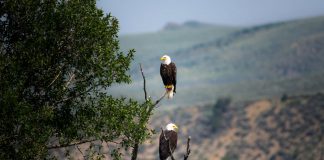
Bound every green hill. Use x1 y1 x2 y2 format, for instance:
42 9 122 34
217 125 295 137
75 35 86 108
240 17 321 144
137 93 324 160
111 16 324 107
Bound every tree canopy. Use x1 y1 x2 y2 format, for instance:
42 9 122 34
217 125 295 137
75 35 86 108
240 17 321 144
0 0 153 159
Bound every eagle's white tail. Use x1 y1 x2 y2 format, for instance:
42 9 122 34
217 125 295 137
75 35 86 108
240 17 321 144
166 85 174 99
167 90 174 99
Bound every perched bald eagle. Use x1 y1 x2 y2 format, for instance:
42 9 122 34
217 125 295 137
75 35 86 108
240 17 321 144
160 55 177 99
159 123 178 160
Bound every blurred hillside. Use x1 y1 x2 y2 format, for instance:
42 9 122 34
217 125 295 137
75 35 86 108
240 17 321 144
138 93 324 160
110 15 324 107
49 16 324 159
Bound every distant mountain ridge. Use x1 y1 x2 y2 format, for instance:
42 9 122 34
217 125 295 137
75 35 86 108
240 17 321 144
112 15 324 107
163 20 213 30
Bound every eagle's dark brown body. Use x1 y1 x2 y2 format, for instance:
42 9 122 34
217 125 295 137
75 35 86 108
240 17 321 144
159 130 178 160
160 62 177 93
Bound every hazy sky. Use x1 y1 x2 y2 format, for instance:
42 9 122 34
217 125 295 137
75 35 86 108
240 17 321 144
97 0 324 35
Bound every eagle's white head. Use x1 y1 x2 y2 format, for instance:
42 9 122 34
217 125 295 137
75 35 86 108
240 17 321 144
160 55 171 65
166 123 178 132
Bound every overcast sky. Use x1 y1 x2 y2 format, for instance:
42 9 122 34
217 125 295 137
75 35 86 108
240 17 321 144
97 0 324 35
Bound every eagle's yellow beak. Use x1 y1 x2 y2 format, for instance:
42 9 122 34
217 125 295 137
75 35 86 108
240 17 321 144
160 57 165 61
173 125 179 132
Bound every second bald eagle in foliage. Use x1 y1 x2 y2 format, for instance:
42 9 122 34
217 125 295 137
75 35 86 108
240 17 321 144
159 123 178 160
160 55 177 99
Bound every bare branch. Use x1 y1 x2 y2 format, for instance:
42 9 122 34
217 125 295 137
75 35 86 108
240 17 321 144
64 72 75 89
161 128 175 160
76 145 86 159
183 136 191 160
47 139 97 149
139 63 147 101
153 92 167 107
55 85 95 104
132 63 167 160
47 138 120 150
48 70 62 87
140 63 166 107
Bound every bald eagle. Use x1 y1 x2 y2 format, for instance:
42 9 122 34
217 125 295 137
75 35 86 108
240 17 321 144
160 55 177 99
159 123 178 160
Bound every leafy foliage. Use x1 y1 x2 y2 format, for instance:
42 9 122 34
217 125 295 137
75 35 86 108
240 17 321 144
0 0 153 159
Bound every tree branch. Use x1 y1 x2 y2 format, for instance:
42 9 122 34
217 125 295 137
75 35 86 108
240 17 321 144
47 139 97 149
139 63 147 101
55 85 95 104
64 72 75 89
47 139 120 149
131 143 139 160
139 63 166 107
131 63 168 160
76 145 86 159
183 136 191 160
47 64 66 88
48 70 62 87
153 92 167 107
161 128 175 160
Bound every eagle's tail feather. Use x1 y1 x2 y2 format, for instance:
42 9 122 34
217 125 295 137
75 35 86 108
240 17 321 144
167 90 174 99
165 85 174 99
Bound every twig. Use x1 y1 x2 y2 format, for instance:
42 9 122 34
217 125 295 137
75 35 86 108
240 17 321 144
161 128 175 160
47 139 97 149
139 64 147 101
140 63 166 106
76 145 86 159
47 138 120 149
183 136 191 160
153 92 167 107
64 72 75 89
48 70 62 87
55 85 95 104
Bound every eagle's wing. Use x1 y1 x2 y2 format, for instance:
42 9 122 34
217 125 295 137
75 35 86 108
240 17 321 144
159 132 169 160
170 62 177 93
168 131 178 152
160 64 167 86
159 130 178 160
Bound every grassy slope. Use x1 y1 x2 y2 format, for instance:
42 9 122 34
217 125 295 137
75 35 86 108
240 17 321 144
137 93 324 160
111 16 324 107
